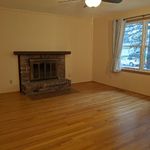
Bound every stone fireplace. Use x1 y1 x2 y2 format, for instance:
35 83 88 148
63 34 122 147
14 51 71 95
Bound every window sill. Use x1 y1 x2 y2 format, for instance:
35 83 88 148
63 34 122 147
122 68 150 75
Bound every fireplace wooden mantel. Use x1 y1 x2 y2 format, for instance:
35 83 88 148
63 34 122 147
14 51 71 55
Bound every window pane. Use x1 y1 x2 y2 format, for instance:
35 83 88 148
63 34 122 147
121 47 140 69
145 22 150 46
144 22 150 70
144 47 150 70
121 22 143 69
123 22 143 46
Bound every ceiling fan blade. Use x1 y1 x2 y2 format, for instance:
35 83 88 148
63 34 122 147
102 0 123 3
58 0 80 3
58 0 86 8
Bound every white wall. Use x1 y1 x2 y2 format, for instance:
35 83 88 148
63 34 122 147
93 7 150 96
0 8 93 93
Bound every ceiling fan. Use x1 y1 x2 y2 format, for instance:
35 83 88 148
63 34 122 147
58 0 123 8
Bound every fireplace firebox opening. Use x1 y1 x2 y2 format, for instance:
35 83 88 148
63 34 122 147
30 59 58 81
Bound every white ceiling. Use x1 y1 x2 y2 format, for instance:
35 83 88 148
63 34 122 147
0 0 150 16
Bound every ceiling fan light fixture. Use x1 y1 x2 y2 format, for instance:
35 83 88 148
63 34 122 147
85 0 101 7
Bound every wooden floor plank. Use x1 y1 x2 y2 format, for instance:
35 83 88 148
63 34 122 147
0 82 149 150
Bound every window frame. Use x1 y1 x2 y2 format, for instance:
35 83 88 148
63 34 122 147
121 19 150 74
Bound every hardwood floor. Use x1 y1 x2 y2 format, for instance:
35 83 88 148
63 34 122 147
0 82 150 150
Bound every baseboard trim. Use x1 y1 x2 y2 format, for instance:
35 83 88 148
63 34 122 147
0 91 20 95
72 81 94 85
1 81 149 97
93 81 150 97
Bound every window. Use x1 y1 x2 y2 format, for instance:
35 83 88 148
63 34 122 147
121 20 150 72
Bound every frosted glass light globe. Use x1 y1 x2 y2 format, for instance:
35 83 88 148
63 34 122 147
85 0 101 7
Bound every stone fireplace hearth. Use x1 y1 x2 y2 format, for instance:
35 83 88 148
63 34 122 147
14 51 71 95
